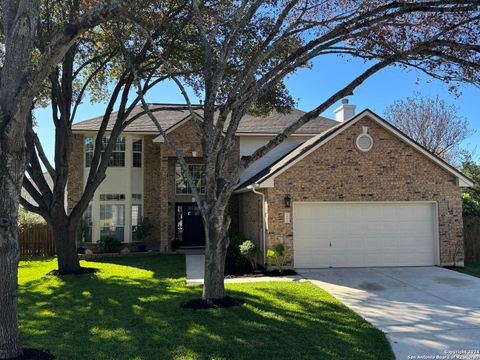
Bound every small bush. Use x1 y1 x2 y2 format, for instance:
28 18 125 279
171 239 181 251
267 244 288 273
136 217 153 241
239 240 260 270
97 237 122 253
225 234 251 275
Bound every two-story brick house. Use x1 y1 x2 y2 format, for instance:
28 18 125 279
69 101 472 268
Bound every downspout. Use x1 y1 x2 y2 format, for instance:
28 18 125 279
248 184 267 266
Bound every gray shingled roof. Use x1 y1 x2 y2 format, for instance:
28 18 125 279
72 104 338 135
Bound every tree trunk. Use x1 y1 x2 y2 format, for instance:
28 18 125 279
0 158 24 359
51 217 80 273
0 232 21 359
202 212 230 301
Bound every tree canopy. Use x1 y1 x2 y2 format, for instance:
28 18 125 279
127 0 480 301
384 94 472 164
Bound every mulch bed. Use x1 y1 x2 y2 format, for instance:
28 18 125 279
181 296 244 310
224 269 297 279
46 267 99 276
8 348 54 360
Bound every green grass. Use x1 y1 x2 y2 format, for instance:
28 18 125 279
455 262 480 278
19 255 393 360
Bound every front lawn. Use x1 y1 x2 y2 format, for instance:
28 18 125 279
455 262 480 278
19 255 393 360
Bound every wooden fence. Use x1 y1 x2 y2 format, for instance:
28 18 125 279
18 223 55 257
464 217 480 263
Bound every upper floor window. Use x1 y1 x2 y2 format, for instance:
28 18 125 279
103 136 126 167
175 164 206 194
133 139 142 168
85 137 94 167
85 136 126 168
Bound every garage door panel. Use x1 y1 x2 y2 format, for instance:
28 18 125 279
364 236 396 249
364 253 399 267
400 236 432 249
294 238 330 251
293 202 436 268
330 254 365 268
294 251 330 268
332 237 363 250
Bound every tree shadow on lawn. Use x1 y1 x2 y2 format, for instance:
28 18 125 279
18 256 393 360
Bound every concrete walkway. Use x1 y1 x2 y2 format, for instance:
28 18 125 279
299 267 480 360
185 254 302 286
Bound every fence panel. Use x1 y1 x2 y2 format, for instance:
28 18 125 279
18 224 56 257
464 217 480 263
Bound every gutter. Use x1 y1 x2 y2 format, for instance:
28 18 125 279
247 184 267 266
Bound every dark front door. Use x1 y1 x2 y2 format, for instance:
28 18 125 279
175 203 205 247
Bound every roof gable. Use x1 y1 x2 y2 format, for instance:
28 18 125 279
237 109 473 190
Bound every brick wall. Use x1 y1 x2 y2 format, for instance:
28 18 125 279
237 191 263 251
67 134 84 212
263 116 464 266
143 120 241 251
143 135 162 249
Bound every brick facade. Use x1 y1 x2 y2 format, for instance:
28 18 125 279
143 120 240 251
237 191 263 250
257 116 463 266
69 113 464 264
67 134 84 212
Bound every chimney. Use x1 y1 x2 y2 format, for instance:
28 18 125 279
334 99 356 122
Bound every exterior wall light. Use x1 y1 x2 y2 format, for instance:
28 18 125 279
284 194 291 208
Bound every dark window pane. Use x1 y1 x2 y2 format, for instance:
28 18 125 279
100 194 125 201
85 152 93 167
133 152 142 167
133 139 142 152
108 151 125 167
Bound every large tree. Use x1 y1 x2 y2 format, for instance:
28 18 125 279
463 158 480 217
384 94 471 164
0 0 133 358
128 0 480 302
21 0 189 274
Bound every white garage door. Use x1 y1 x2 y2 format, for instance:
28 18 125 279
293 202 437 268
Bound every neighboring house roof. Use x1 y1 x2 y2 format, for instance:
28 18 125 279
72 103 338 135
237 109 474 190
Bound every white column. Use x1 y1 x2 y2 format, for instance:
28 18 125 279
91 192 101 243
124 135 133 243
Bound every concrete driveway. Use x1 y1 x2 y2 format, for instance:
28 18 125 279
299 267 480 360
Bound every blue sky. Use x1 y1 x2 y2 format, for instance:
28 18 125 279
33 54 480 164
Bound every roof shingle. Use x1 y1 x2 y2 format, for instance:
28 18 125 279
72 104 338 135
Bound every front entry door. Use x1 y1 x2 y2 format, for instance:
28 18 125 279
175 203 205 247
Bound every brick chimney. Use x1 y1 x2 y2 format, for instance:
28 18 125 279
334 99 356 122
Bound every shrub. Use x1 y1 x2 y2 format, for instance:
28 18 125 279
239 240 259 270
225 233 251 275
136 217 153 241
171 239 181 251
18 205 45 226
267 244 288 273
97 237 122 253
76 218 91 243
